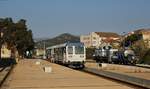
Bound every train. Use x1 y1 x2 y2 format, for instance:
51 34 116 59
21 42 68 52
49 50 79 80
93 46 138 65
46 42 86 68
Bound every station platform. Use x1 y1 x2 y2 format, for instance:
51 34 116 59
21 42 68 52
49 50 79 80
1 59 133 89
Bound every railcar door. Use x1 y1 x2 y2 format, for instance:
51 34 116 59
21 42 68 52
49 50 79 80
66 46 74 63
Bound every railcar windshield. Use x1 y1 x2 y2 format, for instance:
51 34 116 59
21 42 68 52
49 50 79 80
75 46 84 54
68 46 73 54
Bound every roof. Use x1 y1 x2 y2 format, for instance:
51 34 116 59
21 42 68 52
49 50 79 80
95 32 120 38
46 42 84 50
134 28 150 34
46 43 67 50
102 38 120 43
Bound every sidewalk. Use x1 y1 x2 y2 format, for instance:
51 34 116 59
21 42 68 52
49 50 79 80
1 59 133 89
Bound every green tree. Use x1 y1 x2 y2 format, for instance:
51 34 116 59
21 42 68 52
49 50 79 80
0 18 15 59
124 34 140 47
132 40 149 63
0 18 34 58
14 19 34 56
126 34 139 42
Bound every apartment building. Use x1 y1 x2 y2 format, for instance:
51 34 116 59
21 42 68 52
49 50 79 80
80 32 120 48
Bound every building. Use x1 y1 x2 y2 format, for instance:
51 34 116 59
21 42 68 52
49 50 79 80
34 48 45 57
134 29 150 40
134 29 150 48
1 43 11 58
80 32 120 48
80 35 91 48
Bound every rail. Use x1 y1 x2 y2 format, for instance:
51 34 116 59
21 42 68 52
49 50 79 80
0 64 14 88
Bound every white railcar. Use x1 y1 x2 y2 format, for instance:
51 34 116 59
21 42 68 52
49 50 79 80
46 42 86 68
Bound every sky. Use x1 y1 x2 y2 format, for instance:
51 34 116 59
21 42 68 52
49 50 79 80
0 0 150 38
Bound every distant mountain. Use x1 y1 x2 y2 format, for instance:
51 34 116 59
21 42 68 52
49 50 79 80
35 33 80 48
34 38 49 42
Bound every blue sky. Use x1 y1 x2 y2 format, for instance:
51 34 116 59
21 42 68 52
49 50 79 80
0 0 150 38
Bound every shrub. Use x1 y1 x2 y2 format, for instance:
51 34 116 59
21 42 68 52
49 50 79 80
140 49 150 64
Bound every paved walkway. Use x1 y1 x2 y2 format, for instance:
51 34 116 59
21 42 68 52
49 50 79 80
1 59 134 89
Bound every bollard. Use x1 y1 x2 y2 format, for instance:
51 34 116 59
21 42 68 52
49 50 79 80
101 63 108 70
44 66 52 73
35 61 41 65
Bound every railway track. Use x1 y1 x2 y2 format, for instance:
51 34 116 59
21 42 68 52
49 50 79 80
0 65 14 88
0 67 6 72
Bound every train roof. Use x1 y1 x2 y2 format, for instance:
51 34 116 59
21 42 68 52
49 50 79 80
46 42 84 50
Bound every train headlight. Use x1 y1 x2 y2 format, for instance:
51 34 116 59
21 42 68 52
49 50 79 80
132 56 135 59
93 54 95 57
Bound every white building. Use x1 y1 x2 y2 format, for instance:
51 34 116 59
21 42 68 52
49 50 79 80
80 32 120 48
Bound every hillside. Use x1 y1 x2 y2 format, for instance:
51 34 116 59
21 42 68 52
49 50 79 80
35 33 80 48
34 38 49 42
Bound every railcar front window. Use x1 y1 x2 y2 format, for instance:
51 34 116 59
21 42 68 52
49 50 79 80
75 46 84 54
68 47 73 54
